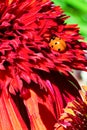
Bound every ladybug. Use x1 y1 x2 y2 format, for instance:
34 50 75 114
49 37 66 52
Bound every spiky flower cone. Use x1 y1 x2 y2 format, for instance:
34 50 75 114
0 0 87 129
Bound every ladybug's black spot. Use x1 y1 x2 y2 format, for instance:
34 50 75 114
55 42 57 45
51 45 53 48
58 48 60 51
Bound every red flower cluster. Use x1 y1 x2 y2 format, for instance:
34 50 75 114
0 0 87 129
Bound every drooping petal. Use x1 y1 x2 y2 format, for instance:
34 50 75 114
24 89 56 130
0 90 29 130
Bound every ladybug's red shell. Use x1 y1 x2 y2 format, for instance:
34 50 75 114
49 37 66 52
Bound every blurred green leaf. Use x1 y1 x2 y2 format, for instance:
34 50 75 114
52 0 87 41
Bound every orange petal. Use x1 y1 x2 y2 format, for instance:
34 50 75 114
24 89 56 130
54 123 65 130
82 85 87 91
8 0 13 4
6 0 13 5
79 85 87 104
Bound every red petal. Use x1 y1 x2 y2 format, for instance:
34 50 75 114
0 90 28 130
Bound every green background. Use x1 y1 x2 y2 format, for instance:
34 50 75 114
52 0 87 41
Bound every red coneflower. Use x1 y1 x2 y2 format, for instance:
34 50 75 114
54 86 87 130
0 0 87 129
